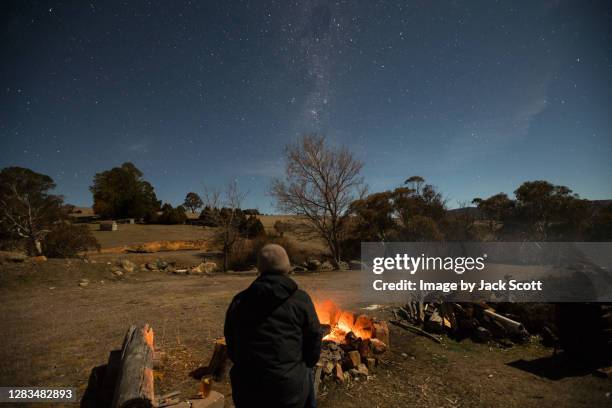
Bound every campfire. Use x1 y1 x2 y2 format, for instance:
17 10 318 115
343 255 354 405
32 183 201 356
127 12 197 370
313 300 389 390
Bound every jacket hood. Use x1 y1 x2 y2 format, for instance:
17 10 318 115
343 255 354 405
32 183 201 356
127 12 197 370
246 274 298 304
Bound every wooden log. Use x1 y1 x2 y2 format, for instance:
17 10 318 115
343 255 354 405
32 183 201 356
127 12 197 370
390 320 442 344
112 324 155 408
207 337 229 381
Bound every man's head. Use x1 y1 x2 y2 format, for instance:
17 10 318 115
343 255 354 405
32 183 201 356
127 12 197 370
257 244 291 275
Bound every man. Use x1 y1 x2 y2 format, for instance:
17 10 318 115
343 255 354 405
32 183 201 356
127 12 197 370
224 244 322 408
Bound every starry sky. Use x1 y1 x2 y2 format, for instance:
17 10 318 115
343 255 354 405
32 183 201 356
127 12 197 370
1 1 611 212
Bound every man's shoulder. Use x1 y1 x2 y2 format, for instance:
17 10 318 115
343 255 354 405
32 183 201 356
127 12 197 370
289 287 314 306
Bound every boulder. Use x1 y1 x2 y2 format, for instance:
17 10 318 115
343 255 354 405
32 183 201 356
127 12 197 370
145 262 158 271
112 269 124 277
319 261 334 271
337 261 349 270
156 260 169 270
197 261 218 274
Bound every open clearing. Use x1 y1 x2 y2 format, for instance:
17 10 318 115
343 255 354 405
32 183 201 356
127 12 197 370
0 258 610 408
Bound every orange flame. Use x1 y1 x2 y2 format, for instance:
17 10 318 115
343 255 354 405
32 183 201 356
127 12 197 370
315 300 373 342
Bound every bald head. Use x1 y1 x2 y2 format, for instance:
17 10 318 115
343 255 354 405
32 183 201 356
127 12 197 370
257 244 291 275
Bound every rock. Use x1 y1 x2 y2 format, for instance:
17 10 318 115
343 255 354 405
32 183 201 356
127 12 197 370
173 269 188 275
120 259 136 273
292 265 308 273
346 350 361 369
319 260 334 271
349 260 364 270
32 255 47 262
199 261 218 274
323 361 334 375
188 262 218 274
337 261 349 270
145 262 158 271
112 269 124 277
156 260 169 270
79 279 90 287
473 326 492 343
305 259 321 271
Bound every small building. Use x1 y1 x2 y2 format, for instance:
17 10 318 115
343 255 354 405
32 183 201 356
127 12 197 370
100 221 118 231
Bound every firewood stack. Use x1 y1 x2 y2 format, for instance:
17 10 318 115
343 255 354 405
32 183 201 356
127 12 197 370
315 318 389 392
391 301 530 345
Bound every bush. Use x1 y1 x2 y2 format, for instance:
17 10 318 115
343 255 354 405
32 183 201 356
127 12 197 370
229 235 310 271
42 223 100 258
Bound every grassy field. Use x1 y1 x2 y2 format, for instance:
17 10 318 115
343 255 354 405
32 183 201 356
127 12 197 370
89 224 213 249
88 216 328 256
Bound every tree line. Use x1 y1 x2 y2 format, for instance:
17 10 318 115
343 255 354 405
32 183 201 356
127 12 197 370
1 134 610 264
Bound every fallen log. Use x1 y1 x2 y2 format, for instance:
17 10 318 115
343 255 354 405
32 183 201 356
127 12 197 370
390 320 442 344
112 324 155 408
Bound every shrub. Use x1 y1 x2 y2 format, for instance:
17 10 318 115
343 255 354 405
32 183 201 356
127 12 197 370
42 223 100 258
229 235 310 271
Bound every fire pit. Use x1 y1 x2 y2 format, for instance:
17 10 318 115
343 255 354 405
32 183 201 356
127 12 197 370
314 301 389 388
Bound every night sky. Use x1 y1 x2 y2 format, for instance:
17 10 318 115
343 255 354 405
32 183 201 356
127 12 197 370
2 1 611 212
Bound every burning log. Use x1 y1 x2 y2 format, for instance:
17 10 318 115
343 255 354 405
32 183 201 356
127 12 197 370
314 300 389 388
112 324 155 408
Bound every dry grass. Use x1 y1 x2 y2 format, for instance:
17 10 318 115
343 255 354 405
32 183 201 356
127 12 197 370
0 262 609 408
89 224 215 249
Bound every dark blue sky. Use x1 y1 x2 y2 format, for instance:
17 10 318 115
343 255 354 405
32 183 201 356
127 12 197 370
2 0 611 212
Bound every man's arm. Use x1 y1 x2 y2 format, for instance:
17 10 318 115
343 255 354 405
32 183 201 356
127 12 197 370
301 292 322 367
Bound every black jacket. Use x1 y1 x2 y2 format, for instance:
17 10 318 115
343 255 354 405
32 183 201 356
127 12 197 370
224 274 322 408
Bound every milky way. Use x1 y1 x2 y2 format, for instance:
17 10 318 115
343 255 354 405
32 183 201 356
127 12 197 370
1 1 611 211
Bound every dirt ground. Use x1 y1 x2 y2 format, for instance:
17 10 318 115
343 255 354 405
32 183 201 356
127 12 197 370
0 256 611 408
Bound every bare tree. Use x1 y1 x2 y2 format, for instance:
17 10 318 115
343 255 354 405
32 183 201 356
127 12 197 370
270 135 364 266
202 180 247 271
